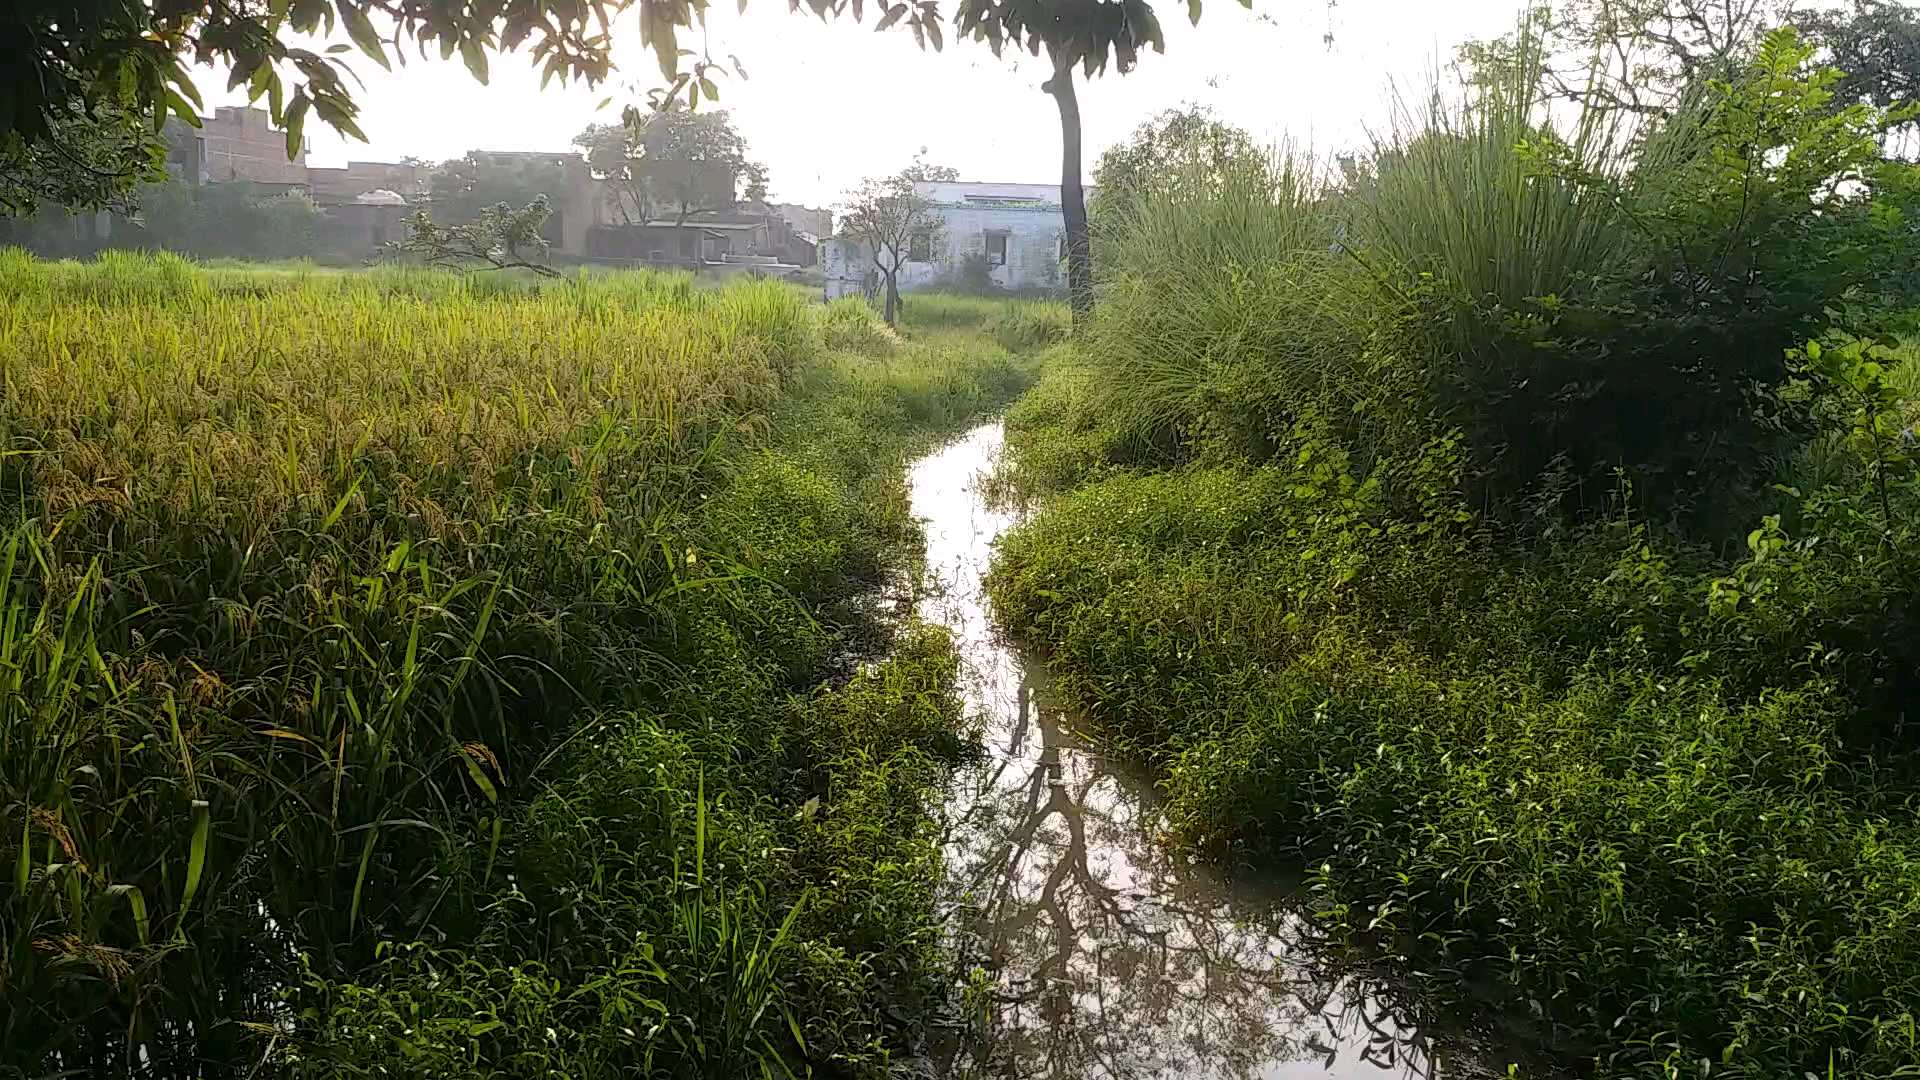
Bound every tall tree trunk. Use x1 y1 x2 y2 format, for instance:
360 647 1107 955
1044 56 1093 321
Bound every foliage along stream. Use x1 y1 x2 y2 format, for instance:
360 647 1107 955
909 422 1500 1080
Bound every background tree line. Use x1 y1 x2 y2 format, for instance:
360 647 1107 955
0 107 770 265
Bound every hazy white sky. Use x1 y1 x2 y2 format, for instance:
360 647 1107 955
195 0 1533 208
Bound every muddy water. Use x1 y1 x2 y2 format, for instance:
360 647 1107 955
909 423 1494 1080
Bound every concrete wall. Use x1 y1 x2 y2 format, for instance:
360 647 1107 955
822 234 874 300
771 203 832 238
308 161 428 205
898 202 1065 293
197 107 310 185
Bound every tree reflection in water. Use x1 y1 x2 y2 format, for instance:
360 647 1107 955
910 424 1494 1080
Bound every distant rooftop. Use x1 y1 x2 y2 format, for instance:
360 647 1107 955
913 180 1095 209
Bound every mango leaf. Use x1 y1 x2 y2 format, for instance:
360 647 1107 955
284 89 311 159
337 0 392 69
459 36 490 84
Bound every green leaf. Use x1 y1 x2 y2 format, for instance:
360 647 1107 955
290 0 329 30
14 814 28 894
169 71 205 110
784 1006 808 1054
349 824 380 926
460 750 500 804
337 1 392 69
313 96 369 142
175 799 210 936
322 471 363 530
459 36 490 84
106 884 151 946
284 89 311 160
166 90 202 126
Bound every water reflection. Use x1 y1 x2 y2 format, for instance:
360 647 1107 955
910 424 1492 1080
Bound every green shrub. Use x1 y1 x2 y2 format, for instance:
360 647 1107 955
988 301 1071 352
986 30 1920 1070
818 296 902 357
987 439 1920 1075
1071 27 1920 531
896 292 1069 343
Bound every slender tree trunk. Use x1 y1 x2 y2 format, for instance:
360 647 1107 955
1044 55 1092 321
884 272 901 325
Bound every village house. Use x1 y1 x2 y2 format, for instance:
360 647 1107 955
822 181 1077 301
584 209 817 268
139 106 828 269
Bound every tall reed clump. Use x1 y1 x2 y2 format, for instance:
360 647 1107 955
0 252 1029 1077
989 23 1920 1080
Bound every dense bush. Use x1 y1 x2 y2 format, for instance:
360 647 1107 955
0 252 1034 1078
990 401 1920 1075
1066 29 1920 529
989 26 1920 1080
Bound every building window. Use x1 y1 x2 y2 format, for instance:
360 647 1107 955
908 230 932 263
984 230 1008 267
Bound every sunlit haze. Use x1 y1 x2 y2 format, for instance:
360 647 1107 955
191 0 1532 208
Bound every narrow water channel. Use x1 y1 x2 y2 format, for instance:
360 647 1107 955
909 423 1496 1080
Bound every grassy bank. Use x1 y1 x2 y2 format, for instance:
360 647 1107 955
0 251 1034 1077
987 33 1920 1079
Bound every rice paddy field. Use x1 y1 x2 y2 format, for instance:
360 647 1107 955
0 250 1040 1078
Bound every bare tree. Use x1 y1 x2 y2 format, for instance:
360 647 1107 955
838 172 945 326
1459 0 1790 117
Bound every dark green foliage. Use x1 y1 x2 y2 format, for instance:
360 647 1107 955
1062 27 1920 526
987 22 1920 1080
988 412 1920 1074
0 103 166 215
136 177 322 259
1 0 623 176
